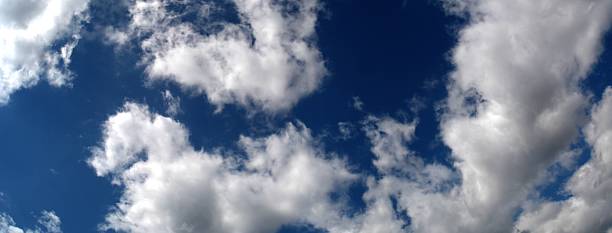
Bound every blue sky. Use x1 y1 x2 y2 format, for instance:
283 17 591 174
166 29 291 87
1 0 612 233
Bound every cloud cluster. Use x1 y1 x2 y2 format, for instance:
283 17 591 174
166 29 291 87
0 0 89 104
89 103 356 233
0 211 62 233
87 0 612 232
114 0 327 113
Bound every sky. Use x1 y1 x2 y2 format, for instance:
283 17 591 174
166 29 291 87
0 0 612 233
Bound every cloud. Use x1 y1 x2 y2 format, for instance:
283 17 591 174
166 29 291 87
161 90 181 116
350 0 612 232
114 0 327 113
352 96 364 111
0 214 23 233
84 1 612 232
362 116 417 175
89 102 357 233
356 116 456 233
0 210 62 233
337 122 355 140
0 0 90 104
515 87 612 233
431 0 612 231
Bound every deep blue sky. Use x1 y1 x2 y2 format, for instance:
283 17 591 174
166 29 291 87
0 0 611 232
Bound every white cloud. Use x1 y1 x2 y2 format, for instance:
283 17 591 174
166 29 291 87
337 122 355 140
115 0 327 113
356 178 406 233
430 0 612 231
362 116 417 175
352 96 364 111
82 0 612 232
0 211 62 233
103 26 129 46
0 0 90 104
89 102 357 233
516 87 612 233
161 90 181 116
349 0 612 232
35 211 61 233
356 116 457 233
0 214 23 233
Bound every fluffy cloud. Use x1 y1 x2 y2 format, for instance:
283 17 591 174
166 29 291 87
0 0 89 104
89 103 356 233
433 0 612 231
0 210 62 233
516 87 612 233
85 0 612 232
115 0 327 113
351 0 612 232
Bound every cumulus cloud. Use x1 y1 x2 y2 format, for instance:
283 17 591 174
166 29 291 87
349 0 612 232
0 0 90 104
114 0 327 113
85 0 612 232
89 102 357 233
516 87 612 233
0 210 62 233
425 0 612 231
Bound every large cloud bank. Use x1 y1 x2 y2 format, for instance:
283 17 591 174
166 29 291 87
0 0 89 104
